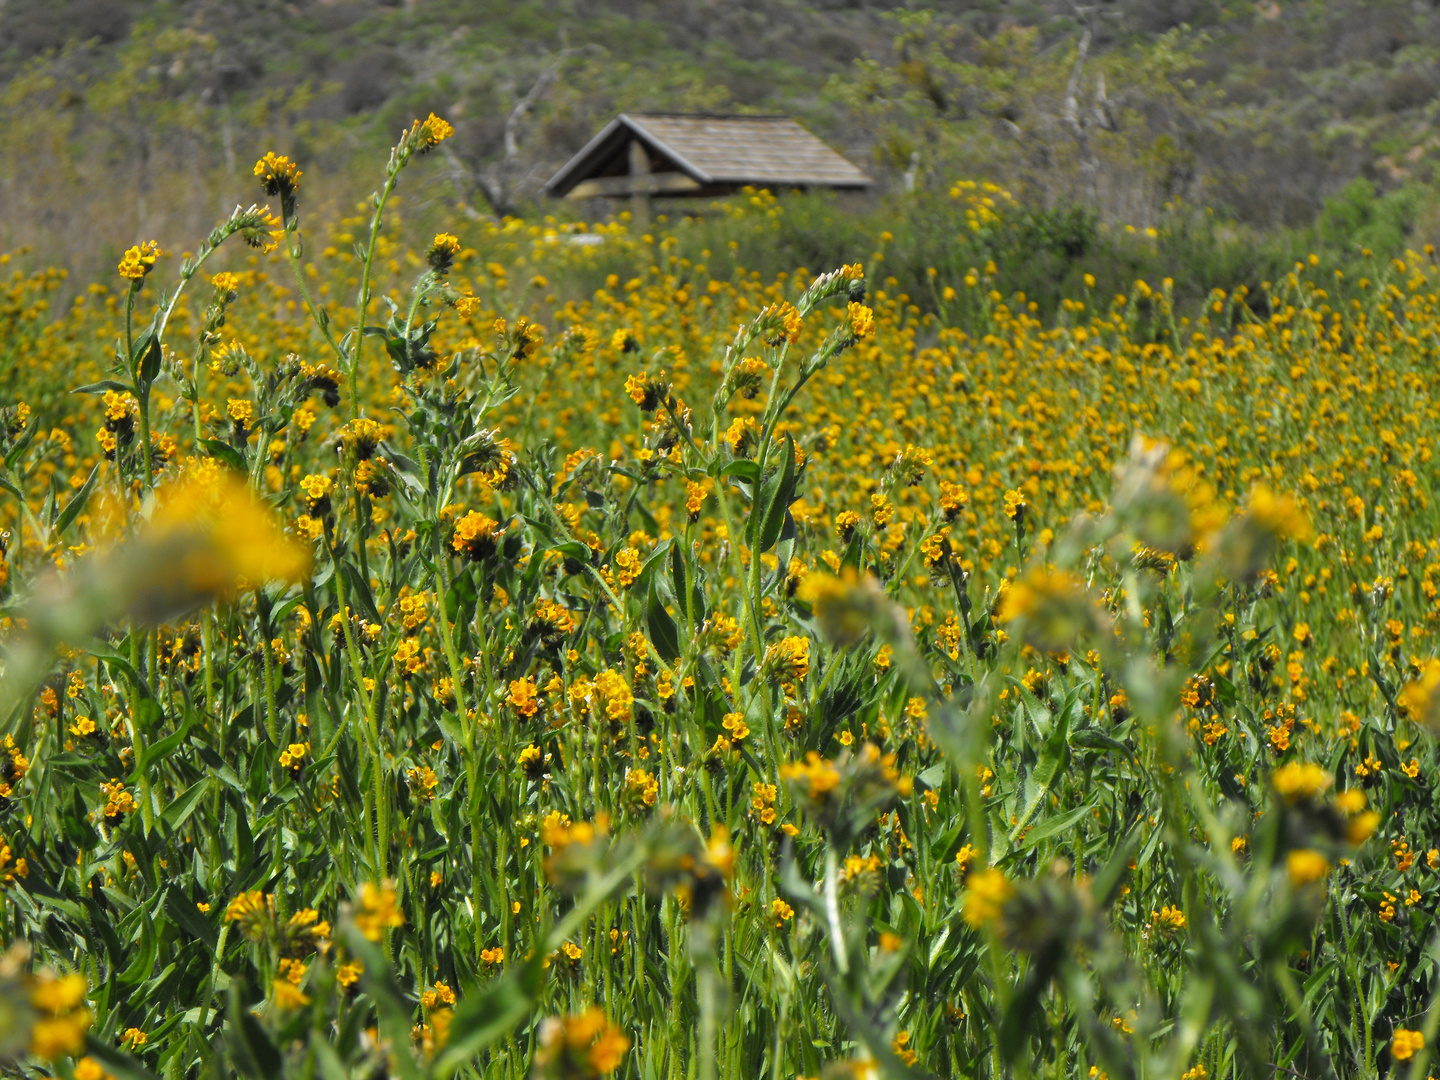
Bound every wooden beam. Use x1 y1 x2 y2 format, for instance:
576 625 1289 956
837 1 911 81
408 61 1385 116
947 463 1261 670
629 140 651 226
564 171 702 200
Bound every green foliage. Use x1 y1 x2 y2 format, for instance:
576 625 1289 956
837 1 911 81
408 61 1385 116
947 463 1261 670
1317 179 1438 258
8 0 1440 284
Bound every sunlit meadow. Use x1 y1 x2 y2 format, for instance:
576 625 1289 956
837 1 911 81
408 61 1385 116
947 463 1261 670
0 116 1438 1080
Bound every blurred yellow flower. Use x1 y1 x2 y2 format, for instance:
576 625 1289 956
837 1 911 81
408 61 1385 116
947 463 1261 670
962 868 1012 929
1285 849 1330 886
1392 1028 1424 1061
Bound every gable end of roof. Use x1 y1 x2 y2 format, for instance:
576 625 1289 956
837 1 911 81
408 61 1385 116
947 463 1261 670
543 113 872 196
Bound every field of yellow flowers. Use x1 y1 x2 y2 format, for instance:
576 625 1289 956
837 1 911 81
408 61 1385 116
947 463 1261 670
1 117 1440 1080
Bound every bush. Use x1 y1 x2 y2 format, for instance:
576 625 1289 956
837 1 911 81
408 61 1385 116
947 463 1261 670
1316 177 1433 256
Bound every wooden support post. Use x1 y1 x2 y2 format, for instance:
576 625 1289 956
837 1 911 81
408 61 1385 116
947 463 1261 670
629 139 651 228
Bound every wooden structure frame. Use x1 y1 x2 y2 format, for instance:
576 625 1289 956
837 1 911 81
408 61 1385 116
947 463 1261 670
543 113 873 215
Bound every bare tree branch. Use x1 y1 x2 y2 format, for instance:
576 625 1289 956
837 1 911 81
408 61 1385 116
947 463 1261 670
1064 28 1092 131
1092 72 1118 133
448 46 595 218
504 63 557 160
440 143 498 222
1064 29 1099 204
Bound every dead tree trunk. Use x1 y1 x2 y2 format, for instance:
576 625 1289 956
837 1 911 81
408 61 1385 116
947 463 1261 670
445 49 585 220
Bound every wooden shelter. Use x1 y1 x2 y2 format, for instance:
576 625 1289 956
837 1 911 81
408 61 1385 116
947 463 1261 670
543 114 872 214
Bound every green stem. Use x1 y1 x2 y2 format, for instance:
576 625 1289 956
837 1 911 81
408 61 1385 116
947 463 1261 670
471 755 493 964
155 241 223 345
350 169 402 418
332 538 374 721
281 218 347 368
697 952 720 1080
262 631 280 746
127 626 156 832
372 696 389 879
431 541 470 724
200 612 216 716
822 847 848 976
401 271 433 358
124 287 137 395
713 481 764 664
196 921 230 1035
189 343 206 448
137 386 155 490
354 489 371 585
743 434 770 661
121 285 156 489
528 474 676 683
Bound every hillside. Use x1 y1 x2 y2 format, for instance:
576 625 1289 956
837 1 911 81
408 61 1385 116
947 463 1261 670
3 0 1440 278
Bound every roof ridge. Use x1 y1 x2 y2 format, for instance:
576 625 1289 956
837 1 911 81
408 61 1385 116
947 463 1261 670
625 112 793 121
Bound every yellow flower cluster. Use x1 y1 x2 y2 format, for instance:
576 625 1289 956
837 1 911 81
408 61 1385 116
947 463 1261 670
253 152 302 197
355 881 405 942
116 240 160 281
98 779 136 820
534 1007 629 1078
452 510 500 561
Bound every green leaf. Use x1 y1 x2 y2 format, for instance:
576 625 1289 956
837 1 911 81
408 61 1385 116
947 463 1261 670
269 593 308 627
94 652 144 691
444 565 479 637
998 950 1064 1067
338 927 424 1080
669 539 691 613
552 540 592 563
81 1036 163 1080
1090 828 1142 907
717 458 760 483
776 840 825 919
343 563 382 625
436 711 466 745
636 538 673 592
1008 694 1071 842
916 764 946 791
645 579 681 662
116 906 158 985
1068 727 1134 758
53 463 100 539
39 481 56 534
137 331 163 389
163 884 218 949
31 887 86 921
160 777 211 834
313 1039 350 1080
60 788 99 850
3 420 38 467
1137 812 1167 867
755 434 798 553
130 326 156 369
132 716 197 780
200 438 247 474
433 955 546 1077
1017 803 1091 848
71 380 138 397
0 475 25 504
226 982 283 1079
130 696 162 733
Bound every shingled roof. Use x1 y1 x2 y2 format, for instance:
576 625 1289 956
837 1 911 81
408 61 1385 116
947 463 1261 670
544 113 873 198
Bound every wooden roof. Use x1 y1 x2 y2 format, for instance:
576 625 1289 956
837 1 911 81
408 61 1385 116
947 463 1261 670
544 113 873 197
